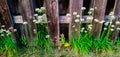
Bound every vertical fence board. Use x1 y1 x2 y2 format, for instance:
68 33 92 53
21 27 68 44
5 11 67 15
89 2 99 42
19 0 35 40
113 0 120 43
0 0 12 29
69 0 83 38
92 0 107 38
45 0 59 47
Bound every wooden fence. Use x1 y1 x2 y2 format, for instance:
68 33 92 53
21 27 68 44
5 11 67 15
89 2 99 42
0 0 120 46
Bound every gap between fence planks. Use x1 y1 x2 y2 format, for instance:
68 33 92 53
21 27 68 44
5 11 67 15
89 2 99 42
19 0 36 41
69 0 83 39
92 0 107 38
45 0 60 47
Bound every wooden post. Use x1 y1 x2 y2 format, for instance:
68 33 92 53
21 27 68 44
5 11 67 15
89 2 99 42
113 0 120 44
92 0 107 38
45 0 60 47
69 0 83 38
0 0 12 29
19 0 36 40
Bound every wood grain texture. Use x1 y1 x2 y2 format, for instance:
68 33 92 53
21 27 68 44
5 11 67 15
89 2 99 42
92 0 107 38
0 0 12 29
45 0 59 47
69 0 83 38
113 0 120 44
19 0 36 40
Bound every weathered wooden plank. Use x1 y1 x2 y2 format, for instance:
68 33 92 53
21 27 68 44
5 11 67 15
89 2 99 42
0 0 12 29
19 0 36 40
92 0 107 38
45 0 60 47
69 0 83 38
113 0 120 44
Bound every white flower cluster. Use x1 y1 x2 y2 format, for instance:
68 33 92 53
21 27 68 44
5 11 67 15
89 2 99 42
80 18 84 22
116 21 120 25
117 27 120 30
75 19 80 23
88 24 92 30
87 16 93 23
23 22 28 25
0 28 11 36
105 22 109 26
94 19 99 22
73 12 77 16
35 7 45 14
99 20 105 24
66 13 71 22
34 7 47 24
108 11 115 21
88 8 94 15
80 27 85 32
46 35 50 38
81 7 86 10
33 14 47 24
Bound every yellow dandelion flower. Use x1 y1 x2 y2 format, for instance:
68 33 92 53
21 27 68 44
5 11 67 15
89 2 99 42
64 42 70 47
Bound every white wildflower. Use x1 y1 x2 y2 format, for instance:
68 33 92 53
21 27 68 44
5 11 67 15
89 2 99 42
88 26 92 30
110 15 115 19
116 21 120 25
75 19 80 23
105 22 109 26
81 7 86 10
88 11 92 15
38 16 43 19
75 29 78 31
33 19 37 22
99 20 105 24
33 29 36 32
76 15 80 18
6 30 9 33
111 25 115 27
94 19 99 22
84 30 87 33
81 18 84 22
0 29 4 33
73 12 77 15
1 34 4 36
46 35 50 38
35 8 40 11
35 21 39 24
23 22 28 25
82 27 85 30
34 14 38 17
14 29 17 32
66 13 71 17
90 8 94 11
80 30 83 32
109 12 114 16
110 29 114 31
1 25 5 28
104 28 107 30
41 7 45 10
117 28 120 30
38 9 42 13
3 29 6 32
87 16 93 22
67 17 71 21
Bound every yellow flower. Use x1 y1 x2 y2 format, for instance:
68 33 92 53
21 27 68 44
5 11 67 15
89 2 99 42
64 42 70 47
